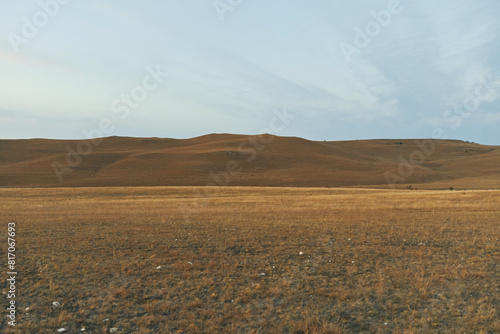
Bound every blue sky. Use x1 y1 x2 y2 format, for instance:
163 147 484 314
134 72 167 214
1 0 500 144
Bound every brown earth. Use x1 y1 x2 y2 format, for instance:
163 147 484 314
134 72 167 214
0 134 499 189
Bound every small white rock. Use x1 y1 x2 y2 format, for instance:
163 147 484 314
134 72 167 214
80 327 86 332
103 318 109 322
57 329 67 333
110 328 118 333
188 262 193 265
156 266 162 270
52 301 60 307
299 251 304 255
259 273 265 276
25 307 30 311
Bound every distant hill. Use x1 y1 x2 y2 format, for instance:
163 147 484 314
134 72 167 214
1 134 499 189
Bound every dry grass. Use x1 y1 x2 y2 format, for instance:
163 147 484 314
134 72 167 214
1 186 499 333
1 135 500 189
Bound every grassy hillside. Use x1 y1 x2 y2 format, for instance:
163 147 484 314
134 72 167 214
0 135 499 189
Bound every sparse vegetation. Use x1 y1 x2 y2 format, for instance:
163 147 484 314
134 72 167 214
1 187 499 333
1 136 500 189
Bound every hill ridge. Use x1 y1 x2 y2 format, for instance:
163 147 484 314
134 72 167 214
0 135 499 189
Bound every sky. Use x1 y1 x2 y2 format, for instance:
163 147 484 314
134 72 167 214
1 0 500 145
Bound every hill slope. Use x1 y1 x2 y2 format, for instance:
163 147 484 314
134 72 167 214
0 134 499 189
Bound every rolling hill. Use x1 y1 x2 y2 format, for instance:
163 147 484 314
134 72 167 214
1 134 499 189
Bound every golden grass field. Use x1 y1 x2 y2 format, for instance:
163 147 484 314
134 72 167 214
1 186 499 333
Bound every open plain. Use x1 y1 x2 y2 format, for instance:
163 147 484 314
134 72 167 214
3 0 500 332
1 186 499 333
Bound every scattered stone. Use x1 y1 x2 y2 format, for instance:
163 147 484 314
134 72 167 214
299 251 304 255
110 328 118 333
156 266 162 270
52 301 60 307
57 329 66 333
